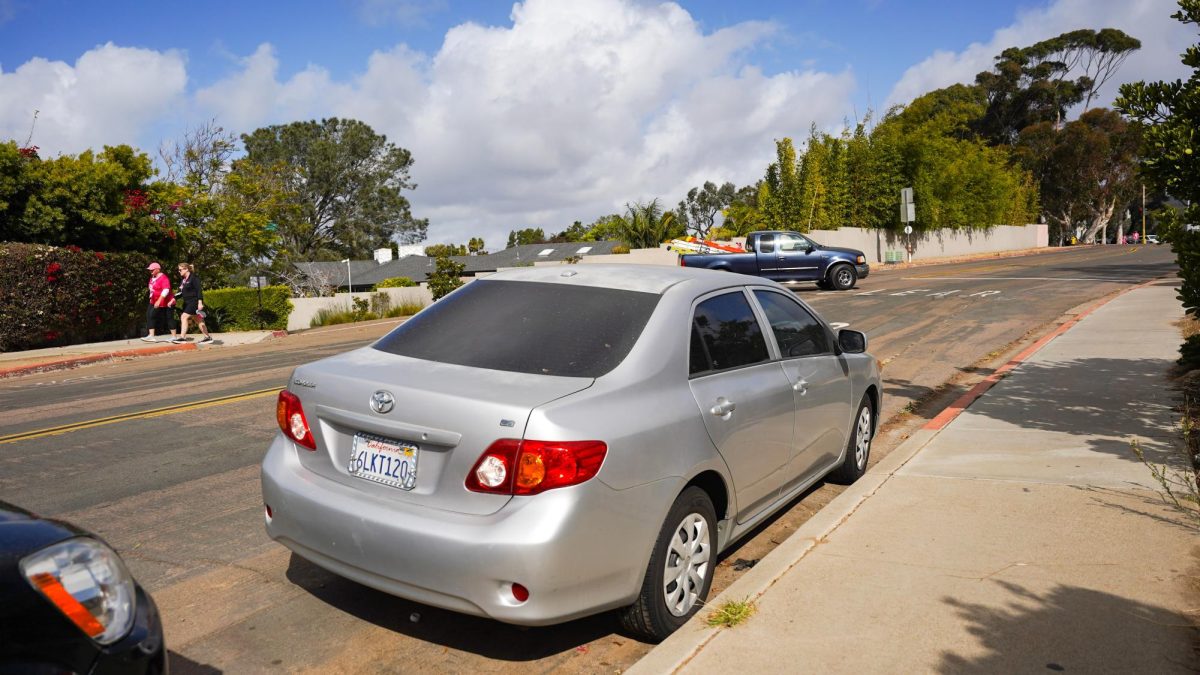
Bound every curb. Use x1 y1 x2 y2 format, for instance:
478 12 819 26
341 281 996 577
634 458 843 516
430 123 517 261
0 330 288 380
0 343 199 379
627 275 1171 675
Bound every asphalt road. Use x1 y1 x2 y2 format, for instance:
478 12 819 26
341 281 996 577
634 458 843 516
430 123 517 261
0 244 1177 673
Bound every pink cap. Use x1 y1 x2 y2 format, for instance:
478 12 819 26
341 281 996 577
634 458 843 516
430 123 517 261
147 262 161 271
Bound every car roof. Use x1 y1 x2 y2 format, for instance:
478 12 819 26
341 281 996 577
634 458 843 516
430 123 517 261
482 264 770 295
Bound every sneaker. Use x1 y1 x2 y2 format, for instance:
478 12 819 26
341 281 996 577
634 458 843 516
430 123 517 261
199 336 213 344
140 336 157 342
171 337 186 343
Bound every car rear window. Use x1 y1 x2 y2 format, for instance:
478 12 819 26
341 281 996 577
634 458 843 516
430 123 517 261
373 279 661 377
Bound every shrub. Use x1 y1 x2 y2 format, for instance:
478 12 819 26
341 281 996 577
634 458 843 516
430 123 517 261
384 301 426 318
611 244 631 254
203 285 293 331
375 276 416 288
0 242 148 351
428 255 465 300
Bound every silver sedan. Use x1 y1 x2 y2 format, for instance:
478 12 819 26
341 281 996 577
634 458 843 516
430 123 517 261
261 264 881 641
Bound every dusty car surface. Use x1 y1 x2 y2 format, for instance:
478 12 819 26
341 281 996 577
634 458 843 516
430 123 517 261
262 264 881 641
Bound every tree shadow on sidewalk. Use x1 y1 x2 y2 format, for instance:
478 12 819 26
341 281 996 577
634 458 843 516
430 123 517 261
938 580 1199 673
944 356 1182 467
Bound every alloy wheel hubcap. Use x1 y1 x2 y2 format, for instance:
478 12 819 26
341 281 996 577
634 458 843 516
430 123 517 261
837 269 852 286
663 513 710 616
855 407 872 469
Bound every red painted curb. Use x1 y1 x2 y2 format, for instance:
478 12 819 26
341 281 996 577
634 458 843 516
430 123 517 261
922 277 1171 431
0 343 197 379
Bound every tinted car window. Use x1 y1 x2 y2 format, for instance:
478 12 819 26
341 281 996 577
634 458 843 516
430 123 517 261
373 280 660 377
756 234 775 254
690 292 770 376
754 291 831 358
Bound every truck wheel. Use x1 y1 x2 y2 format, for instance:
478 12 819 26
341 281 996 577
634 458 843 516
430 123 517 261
816 279 832 290
829 264 857 290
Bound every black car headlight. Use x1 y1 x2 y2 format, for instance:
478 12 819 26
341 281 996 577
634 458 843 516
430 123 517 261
20 537 136 644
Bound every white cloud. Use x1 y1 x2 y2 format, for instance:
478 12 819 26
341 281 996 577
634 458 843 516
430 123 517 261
187 0 858 248
0 43 186 155
887 0 1191 111
3 0 857 250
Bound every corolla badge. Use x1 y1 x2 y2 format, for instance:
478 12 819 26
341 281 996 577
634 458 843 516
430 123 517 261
370 390 395 414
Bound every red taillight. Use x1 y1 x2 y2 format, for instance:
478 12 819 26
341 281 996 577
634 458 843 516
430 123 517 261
511 583 529 602
678 255 686 267
466 439 607 495
276 390 316 450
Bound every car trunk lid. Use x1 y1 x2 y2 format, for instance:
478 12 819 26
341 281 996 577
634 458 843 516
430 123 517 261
288 347 594 515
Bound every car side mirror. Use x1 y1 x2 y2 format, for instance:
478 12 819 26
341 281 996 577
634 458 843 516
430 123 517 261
838 329 867 354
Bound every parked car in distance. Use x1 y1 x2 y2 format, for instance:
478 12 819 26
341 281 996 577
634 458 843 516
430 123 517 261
1146 234 1160 245
262 264 881 641
678 230 870 290
0 501 166 673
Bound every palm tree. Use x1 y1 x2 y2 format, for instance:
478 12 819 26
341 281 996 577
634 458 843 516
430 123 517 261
617 199 684 249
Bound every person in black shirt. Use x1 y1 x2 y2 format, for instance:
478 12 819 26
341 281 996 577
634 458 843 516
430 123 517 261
172 263 213 344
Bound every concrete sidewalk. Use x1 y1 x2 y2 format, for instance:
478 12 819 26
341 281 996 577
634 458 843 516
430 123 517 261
633 281 1200 673
0 330 285 378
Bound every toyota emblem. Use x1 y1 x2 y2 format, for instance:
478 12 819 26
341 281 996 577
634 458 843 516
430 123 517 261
370 390 395 414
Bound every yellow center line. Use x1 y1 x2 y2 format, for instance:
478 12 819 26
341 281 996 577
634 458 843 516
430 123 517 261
0 387 282 445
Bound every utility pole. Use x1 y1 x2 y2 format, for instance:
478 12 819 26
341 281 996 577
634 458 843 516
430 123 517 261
1142 183 1147 242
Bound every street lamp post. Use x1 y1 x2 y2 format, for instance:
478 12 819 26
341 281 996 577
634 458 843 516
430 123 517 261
341 258 352 298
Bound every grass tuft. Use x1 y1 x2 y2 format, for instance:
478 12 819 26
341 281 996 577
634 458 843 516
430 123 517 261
705 598 756 628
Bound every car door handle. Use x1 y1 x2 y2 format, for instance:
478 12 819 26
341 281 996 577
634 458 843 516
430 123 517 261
709 399 736 417
793 379 808 395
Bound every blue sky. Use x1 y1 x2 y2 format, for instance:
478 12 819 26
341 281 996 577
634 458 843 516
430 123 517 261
0 0 1189 248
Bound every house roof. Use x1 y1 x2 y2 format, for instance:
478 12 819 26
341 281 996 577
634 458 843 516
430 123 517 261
295 241 625 286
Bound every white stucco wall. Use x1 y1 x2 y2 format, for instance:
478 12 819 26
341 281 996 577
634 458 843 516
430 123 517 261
575 224 1049 267
288 286 434 331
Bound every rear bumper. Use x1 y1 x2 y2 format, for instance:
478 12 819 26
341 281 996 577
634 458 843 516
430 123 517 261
856 263 870 278
261 434 675 625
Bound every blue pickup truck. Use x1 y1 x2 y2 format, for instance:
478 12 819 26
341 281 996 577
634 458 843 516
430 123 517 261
679 230 870 290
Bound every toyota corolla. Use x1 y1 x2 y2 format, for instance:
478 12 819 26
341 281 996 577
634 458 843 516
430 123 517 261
261 264 881 641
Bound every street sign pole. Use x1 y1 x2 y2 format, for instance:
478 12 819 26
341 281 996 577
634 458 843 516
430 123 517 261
900 187 915 263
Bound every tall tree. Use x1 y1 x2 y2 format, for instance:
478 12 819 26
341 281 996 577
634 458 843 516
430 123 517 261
241 118 427 262
13 144 173 256
616 199 684 248
974 29 1140 144
1016 108 1139 243
506 227 546 247
467 237 486 254
759 138 805 231
154 122 286 285
1117 1 1200 317
675 181 736 238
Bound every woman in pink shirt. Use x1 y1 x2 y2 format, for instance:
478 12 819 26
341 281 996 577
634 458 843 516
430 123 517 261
142 262 176 342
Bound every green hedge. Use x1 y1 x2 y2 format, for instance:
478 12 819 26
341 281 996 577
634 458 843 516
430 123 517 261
0 242 149 351
375 276 416 288
203 286 293 331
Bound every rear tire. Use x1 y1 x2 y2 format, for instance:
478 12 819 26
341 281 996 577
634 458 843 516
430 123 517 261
830 396 873 485
619 487 717 642
829 264 857 290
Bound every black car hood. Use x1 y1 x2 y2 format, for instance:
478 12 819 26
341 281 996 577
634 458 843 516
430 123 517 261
0 501 84 561
0 500 38 523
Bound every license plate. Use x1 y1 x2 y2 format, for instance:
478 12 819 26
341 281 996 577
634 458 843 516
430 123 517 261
348 432 418 490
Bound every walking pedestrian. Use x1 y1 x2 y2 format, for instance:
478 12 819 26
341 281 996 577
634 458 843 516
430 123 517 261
142 262 176 342
172 263 212 344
